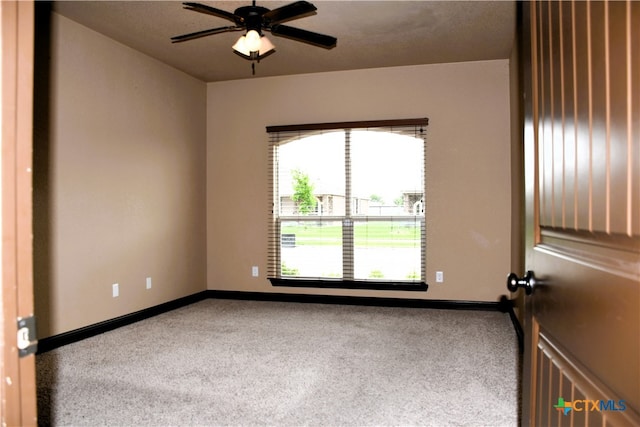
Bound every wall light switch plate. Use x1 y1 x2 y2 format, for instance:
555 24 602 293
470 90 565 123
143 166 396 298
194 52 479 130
146 277 152 289
436 271 444 283
252 266 259 277
112 283 119 297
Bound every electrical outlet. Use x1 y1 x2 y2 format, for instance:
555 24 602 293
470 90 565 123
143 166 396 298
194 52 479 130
112 283 119 297
436 271 444 283
146 277 152 290
252 266 259 277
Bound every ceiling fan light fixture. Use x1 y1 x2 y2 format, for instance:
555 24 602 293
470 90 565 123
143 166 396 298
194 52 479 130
258 34 275 54
232 30 275 59
244 29 261 51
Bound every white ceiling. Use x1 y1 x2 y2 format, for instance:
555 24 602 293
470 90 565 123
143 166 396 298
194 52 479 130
53 0 516 83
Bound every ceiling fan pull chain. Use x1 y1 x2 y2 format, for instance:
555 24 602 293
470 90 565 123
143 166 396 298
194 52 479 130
252 62 256 75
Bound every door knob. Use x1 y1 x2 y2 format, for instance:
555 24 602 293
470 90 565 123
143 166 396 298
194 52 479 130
507 270 536 295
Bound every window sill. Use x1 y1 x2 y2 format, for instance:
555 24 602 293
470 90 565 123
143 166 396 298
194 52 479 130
269 278 428 292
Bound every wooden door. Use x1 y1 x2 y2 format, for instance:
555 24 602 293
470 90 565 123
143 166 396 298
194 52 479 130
520 1 640 426
1 1 37 425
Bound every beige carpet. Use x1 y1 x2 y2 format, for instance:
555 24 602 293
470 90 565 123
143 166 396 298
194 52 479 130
37 299 519 426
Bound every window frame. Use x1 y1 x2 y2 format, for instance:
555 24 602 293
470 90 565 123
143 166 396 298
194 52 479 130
267 118 429 291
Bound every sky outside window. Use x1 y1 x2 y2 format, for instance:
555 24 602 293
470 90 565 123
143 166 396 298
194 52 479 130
278 130 423 207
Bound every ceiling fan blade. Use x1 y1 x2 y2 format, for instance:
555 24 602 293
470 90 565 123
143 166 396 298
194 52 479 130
182 2 239 23
270 24 336 49
171 26 241 43
263 1 317 25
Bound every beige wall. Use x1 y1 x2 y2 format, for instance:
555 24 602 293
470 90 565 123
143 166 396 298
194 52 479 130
33 13 207 337
207 60 512 301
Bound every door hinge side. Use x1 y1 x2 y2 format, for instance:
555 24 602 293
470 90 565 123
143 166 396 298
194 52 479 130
17 315 37 357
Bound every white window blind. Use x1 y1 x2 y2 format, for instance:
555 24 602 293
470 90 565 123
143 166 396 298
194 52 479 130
267 119 428 291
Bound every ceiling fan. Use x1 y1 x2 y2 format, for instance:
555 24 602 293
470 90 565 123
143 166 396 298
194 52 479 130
171 0 337 64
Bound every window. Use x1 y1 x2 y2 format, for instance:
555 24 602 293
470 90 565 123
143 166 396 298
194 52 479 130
267 119 428 291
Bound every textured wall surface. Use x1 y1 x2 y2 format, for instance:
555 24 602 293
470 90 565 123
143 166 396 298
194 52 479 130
34 13 207 337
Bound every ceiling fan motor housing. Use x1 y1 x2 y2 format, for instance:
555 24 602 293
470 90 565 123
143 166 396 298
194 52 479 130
234 6 270 33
